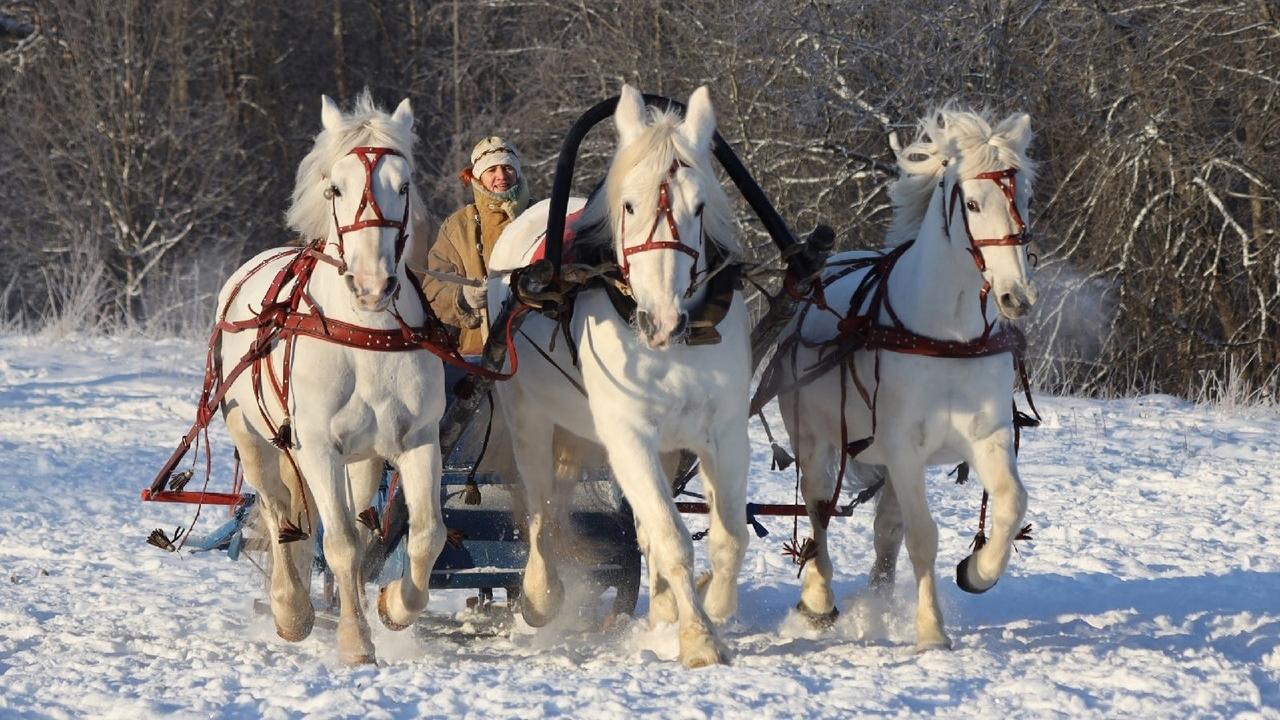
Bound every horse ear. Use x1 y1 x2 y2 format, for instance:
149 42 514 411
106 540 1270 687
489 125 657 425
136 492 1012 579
994 112 1033 154
682 86 716 152
615 84 648 146
391 98 414 134
321 95 343 132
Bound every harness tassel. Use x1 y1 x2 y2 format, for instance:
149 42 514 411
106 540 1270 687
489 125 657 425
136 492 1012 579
146 526 185 553
950 462 970 485
462 479 482 506
782 537 818 576
845 436 873 458
271 420 293 450
770 443 795 472
357 507 383 540
278 514 309 544
167 469 194 492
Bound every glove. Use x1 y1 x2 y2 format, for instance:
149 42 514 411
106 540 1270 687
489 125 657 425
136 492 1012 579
460 283 488 312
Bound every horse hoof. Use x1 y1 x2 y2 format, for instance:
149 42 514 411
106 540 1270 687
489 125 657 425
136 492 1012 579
520 578 564 628
679 627 727 669
343 652 378 666
955 555 996 595
914 635 953 653
275 619 312 643
795 602 840 631
274 604 315 642
377 586 412 631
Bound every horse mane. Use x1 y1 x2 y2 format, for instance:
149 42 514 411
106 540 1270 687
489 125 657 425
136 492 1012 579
286 89 429 248
573 107 739 260
887 104 1038 246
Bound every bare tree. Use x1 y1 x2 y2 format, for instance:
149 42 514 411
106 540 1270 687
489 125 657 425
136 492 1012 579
0 0 1274 397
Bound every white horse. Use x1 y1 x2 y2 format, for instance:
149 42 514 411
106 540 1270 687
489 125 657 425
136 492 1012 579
778 107 1038 650
217 92 446 664
487 85 750 667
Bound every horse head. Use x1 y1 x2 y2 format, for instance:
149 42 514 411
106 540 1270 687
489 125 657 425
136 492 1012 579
289 93 420 314
938 110 1039 320
893 107 1040 322
607 85 732 349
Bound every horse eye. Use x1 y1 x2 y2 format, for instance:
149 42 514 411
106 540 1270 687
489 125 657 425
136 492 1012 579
624 202 634 215
399 182 409 196
325 185 342 200
695 202 705 217
965 199 979 213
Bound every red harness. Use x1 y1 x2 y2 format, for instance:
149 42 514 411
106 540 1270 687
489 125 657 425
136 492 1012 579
619 160 702 294
144 146 528 546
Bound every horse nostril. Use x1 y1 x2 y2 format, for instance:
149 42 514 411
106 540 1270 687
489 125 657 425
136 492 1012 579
345 274 358 293
384 276 399 296
636 310 653 337
1000 292 1015 308
673 312 688 337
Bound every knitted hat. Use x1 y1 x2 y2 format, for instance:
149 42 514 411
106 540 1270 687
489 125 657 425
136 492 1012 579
470 136 521 180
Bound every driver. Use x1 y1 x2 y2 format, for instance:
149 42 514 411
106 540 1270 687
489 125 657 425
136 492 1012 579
419 137 529 356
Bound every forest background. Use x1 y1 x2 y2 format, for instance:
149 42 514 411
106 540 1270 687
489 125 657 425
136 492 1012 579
0 0 1275 400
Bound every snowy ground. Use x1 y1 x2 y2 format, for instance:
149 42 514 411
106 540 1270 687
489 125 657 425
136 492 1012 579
0 334 1277 719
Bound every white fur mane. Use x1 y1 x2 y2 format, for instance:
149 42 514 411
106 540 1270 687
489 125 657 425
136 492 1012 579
887 105 1038 246
575 108 740 259
286 90 428 245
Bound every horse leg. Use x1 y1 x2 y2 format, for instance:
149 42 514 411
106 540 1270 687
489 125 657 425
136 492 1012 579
607 436 724 668
642 451 685 626
512 420 564 627
227 408 314 641
884 451 951 651
956 429 1027 594
694 432 750 626
869 471 904 595
795 439 840 624
276 451 317 608
635 515 677 626
378 441 445 629
295 445 376 665
346 457 386 576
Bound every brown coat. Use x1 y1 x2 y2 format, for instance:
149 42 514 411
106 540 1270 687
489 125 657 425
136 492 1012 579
419 182 528 356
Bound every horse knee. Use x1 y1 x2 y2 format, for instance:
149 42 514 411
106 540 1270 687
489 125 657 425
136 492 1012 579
405 519 445 562
903 519 939 562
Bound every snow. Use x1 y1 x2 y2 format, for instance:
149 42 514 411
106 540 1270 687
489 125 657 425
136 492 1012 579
1 334 1278 718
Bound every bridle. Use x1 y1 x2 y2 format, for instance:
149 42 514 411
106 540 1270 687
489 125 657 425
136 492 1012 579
317 146 410 275
941 167 1035 333
619 159 702 297
943 167 1034 273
